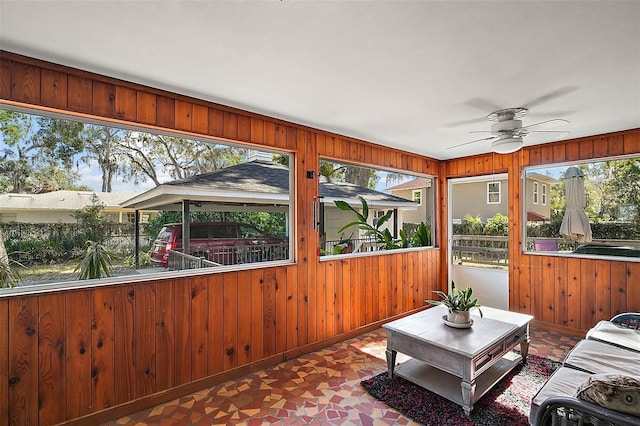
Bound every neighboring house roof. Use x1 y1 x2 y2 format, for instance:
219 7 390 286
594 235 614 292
527 173 561 185
527 211 550 222
319 176 416 208
0 190 138 212
122 160 416 211
386 177 432 191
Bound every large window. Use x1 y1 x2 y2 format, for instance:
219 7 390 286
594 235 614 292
317 159 435 256
524 157 640 259
0 108 293 289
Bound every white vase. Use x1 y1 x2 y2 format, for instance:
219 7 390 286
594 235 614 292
447 310 471 324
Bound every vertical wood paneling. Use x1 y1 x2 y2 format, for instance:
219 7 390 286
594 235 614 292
92 81 115 117
114 286 135 404
286 264 298 350
238 115 251 142
610 262 628 316
566 259 581 329
156 96 175 129
223 273 239 369
136 92 156 125
595 260 612 321
0 57 11 99
554 257 568 327
65 291 91 419
207 275 224 376
262 268 277 357
155 281 175 390
274 267 288 353
250 269 264 362
40 69 67 109
316 261 327 341
134 284 156 398
9 297 39 426
115 86 137 121
192 104 209 134
324 262 336 338
334 261 345 334
191 277 208 380
580 259 596 330
223 112 238 140
175 100 192 131
236 271 252 365
38 293 65 426
67 75 92 113
11 62 40 104
174 279 191 384
541 257 555 323
92 287 115 411
208 108 224 137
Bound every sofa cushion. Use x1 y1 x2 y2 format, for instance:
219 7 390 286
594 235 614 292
587 320 640 352
530 366 592 424
575 373 640 416
564 339 640 376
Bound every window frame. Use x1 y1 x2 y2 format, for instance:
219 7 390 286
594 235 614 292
412 189 423 206
541 184 547 206
522 155 640 262
0 104 296 295
487 181 501 205
533 182 539 205
318 158 437 260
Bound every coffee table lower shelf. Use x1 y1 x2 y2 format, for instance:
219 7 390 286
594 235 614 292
393 351 523 415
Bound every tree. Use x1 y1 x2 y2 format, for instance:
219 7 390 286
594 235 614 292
116 132 247 186
319 160 378 188
80 125 122 192
0 110 85 193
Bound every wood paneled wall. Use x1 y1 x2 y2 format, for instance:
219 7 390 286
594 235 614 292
0 51 442 425
442 129 640 331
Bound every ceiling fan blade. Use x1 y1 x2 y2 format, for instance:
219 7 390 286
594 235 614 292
464 98 503 114
522 119 570 131
447 135 498 150
441 117 487 128
469 130 494 134
522 86 578 109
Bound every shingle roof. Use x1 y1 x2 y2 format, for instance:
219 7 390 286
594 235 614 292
0 190 138 211
386 177 432 191
121 160 415 210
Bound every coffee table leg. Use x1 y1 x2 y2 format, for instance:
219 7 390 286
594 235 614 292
520 338 530 360
385 349 397 379
461 379 476 416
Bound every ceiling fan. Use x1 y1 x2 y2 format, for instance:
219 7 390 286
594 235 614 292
448 107 570 154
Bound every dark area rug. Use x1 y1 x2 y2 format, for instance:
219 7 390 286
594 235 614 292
361 354 560 426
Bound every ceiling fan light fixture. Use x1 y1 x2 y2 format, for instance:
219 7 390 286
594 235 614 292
491 136 523 154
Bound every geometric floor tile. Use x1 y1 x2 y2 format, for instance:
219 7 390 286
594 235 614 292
105 325 581 425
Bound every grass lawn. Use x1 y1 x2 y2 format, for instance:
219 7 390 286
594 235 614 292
16 260 139 286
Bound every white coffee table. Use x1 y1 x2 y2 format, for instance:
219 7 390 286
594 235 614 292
384 305 533 416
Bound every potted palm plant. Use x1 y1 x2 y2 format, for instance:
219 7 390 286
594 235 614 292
426 281 483 325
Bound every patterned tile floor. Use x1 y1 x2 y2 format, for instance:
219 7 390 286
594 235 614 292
107 325 581 426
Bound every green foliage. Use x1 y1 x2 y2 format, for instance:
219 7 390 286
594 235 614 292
461 213 483 235
123 251 152 268
73 193 108 244
335 197 401 250
0 256 24 288
484 213 509 236
426 281 483 317
75 241 115 280
145 210 287 241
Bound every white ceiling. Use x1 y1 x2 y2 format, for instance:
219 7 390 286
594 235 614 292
1 1 639 160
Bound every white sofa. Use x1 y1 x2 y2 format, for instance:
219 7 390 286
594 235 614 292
529 313 640 426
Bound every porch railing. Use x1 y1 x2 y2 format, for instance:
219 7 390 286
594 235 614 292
168 242 289 271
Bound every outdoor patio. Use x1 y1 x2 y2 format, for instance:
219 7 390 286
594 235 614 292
106 326 581 425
